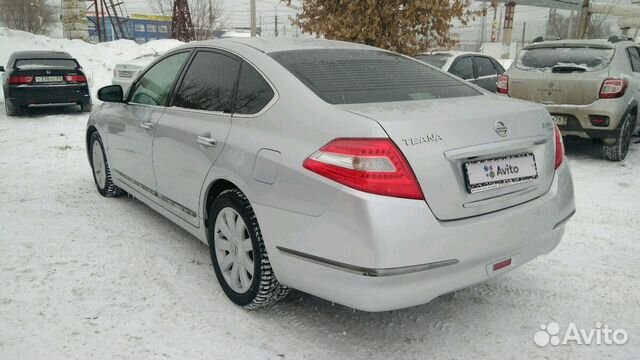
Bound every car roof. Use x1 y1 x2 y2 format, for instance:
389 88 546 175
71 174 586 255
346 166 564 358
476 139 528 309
186 37 377 54
12 51 74 59
523 39 636 50
417 51 481 58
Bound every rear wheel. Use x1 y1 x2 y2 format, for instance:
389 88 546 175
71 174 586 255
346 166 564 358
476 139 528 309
81 103 92 113
208 189 289 309
4 100 23 116
89 131 124 197
603 113 634 161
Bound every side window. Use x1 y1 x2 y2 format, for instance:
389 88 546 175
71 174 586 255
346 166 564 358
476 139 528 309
475 56 498 77
449 57 474 80
234 63 275 114
174 51 240 112
491 58 506 74
129 52 189 106
626 47 640 72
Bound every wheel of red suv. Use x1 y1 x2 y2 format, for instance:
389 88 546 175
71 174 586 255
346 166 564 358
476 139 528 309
208 189 289 309
603 113 635 161
89 131 124 197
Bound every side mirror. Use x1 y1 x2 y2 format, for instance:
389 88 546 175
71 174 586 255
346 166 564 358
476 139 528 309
0 66 4 72
98 85 123 103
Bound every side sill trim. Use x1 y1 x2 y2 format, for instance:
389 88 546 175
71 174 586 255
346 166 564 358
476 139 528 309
553 209 576 230
276 246 459 277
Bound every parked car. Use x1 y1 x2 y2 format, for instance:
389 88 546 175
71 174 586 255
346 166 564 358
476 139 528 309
1 51 91 116
500 36 640 161
112 53 159 92
87 38 575 312
415 51 506 92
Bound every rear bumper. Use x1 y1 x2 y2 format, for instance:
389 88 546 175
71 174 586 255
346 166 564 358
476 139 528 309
254 161 575 311
544 98 627 140
7 84 91 107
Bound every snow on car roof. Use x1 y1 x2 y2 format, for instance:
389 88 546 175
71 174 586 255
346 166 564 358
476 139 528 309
12 51 74 59
191 37 376 54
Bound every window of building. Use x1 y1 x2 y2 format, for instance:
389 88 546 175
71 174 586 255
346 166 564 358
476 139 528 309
147 24 156 32
134 23 145 32
135 37 146 44
158 25 168 33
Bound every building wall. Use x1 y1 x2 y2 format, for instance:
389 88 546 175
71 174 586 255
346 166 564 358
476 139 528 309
87 15 171 44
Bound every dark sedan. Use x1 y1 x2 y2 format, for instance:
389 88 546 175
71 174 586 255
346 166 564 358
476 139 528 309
1 51 92 116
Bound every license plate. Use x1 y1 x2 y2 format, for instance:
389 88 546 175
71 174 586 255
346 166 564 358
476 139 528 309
551 115 568 126
35 76 63 83
464 153 538 193
118 71 133 78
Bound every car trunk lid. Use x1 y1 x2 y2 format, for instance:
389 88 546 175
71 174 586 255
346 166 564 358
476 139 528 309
337 95 557 220
508 70 609 105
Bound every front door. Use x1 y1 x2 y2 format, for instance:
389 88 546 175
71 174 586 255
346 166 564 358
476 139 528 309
108 51 191 196
152 50 240 226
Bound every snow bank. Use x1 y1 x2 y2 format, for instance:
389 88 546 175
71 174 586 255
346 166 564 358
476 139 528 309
0 27 183 101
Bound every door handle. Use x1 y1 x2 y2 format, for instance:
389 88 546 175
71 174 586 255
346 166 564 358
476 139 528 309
140 122 154 130
197 136 217 147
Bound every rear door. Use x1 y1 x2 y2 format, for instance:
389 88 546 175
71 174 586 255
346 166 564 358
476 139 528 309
152 49 239 226
107 51 191 195
448 56 475 83
473 55 500 92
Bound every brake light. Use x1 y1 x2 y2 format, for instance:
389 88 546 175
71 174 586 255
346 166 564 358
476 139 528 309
9 75 33 84
65 74 87 83
303 138 424 200
497 75 509 94
599 78 627 99
554 125 564 169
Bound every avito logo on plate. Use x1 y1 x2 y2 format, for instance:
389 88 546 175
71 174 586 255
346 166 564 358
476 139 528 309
534 322 629 347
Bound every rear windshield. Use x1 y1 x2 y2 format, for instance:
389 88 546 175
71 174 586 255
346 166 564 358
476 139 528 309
269 49 480 104
516 46 614 72
414 53 452 68
14 59 79 69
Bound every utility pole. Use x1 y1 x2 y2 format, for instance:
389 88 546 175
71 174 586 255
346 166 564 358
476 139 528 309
250 0 256 37
578 0 591 39
567 10 575 38
491 4 498 42
171 0 195 41
274 14 278 37
480 0 487 43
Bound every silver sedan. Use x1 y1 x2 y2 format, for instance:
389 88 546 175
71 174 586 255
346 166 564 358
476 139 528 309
86 38 576 312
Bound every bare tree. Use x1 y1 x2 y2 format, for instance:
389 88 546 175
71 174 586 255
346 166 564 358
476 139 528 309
0 0 56 34
146 0 227 40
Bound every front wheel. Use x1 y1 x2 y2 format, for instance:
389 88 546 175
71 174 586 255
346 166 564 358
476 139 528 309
602 113 634 161
89 131 124 197
208 189 289 309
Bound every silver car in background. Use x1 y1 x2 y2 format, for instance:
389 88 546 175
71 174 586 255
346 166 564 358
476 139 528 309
112 53 159 92
87 38 575 311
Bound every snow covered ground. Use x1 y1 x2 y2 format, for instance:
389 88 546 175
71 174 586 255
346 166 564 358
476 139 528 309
1 29 640 360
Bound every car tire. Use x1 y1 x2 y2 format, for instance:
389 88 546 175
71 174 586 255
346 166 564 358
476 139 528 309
81 103 92 113
5 100 23 116
89 131 124 197
208 189 289 309
602 113 635 161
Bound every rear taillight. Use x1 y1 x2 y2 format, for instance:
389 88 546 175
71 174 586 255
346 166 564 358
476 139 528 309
65 74 87 83
599 78 627 99
497 75 509 94
303 138 424 200
9 75 33 84
554 125 565 169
